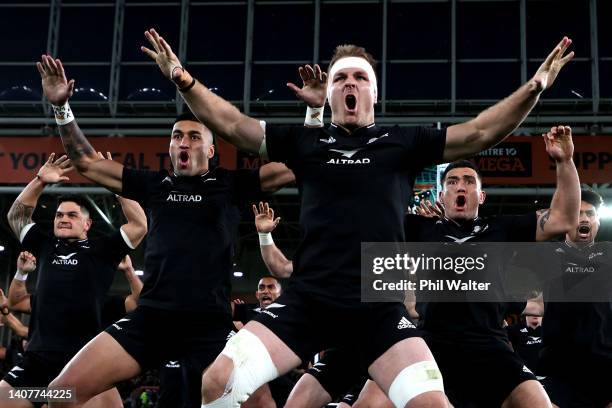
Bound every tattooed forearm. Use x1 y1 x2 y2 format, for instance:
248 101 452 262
59 122 95 164
537 209 551 232
7 200 35 238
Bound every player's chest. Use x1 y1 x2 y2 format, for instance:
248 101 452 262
297 136 407 176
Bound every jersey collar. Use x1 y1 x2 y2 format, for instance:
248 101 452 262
328 122 378 138
55 237 89 249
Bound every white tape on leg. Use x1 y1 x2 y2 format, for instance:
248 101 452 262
388 360 444 408
202 329 279 408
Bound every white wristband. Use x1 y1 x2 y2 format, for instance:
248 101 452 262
14 270 28 282
52 101 74 126
304 106 324 127
258 232 274 246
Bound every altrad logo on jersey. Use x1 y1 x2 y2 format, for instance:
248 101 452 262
327 148 371 165
565 262 595 273
166 191 203 202
52 252 78 265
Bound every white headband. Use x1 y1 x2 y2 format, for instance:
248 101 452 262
327 57 378 103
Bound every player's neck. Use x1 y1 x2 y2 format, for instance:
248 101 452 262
445 215 479 227
332 122 375 135
565 239 595 249
61 236 87 243
172 168 209 178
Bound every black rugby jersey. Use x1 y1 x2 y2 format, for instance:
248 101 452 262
265 123 446 302
121 167 262 315
404 213 537 345
21 224 130 355
541 242 612 368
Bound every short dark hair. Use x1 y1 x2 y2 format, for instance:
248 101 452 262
57 194 93 217
329 44 377 72
173 112 214 145
440 160 483 185
259 275 281 288
581 188 604 210
174 111 200 125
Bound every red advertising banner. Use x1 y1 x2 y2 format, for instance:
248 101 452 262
0 135 610 184
472 135 612 184
0 136 238 184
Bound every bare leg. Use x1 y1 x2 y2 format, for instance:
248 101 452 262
201 321 301 403
352 380 394 408
369 338 448 408
82 388 123 408
241 385 276 408
501 380 551 408
284 373 331 408
0 380 35 408
48 332 140 407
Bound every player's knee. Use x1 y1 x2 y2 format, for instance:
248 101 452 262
352 392 395 408
50 373 93 404
404 391 448 408
202 361 233 402
242 385 277 408
201 329 278 408
388 360 445 408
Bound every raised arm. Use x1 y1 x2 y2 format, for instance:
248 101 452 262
8 252 36 313
142 29 263 153
253 202 293 279
259 163 295 193
93 151 147 247
37 55 123 192
0 289 29 338
7 153 72 239
255 64 327 191
535 126 580 242
444 37 574 161
287 64 328 128
118 255 143 313
117 195 148 248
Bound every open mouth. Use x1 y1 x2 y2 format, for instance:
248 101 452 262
455 195 466 209
179 151 189 167
577 224 591 238
345 94 356 110
261 296 272 304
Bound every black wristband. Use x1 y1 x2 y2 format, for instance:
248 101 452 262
178 78 197 93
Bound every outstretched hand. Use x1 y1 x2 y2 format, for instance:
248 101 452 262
543 125 574 163
252 202 281 233
37 153 74 184
37 55 75 106
530 37 574 93
287 64 328 108
414 200 445 219
141 28 184 83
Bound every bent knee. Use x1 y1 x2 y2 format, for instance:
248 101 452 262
50 374 95 404
202 358 234 402
405 391 448 408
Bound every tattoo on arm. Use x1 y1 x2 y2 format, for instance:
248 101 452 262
537 209 551 232
7 200 34 238
59 122 95 161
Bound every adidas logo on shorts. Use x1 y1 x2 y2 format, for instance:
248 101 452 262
397 317 415 329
